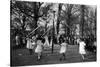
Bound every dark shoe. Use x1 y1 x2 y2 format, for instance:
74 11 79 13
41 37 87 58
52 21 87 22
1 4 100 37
37 58 41 61
60 58 62 61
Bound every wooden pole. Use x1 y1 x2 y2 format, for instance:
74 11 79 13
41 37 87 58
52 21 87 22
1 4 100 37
27 26 40 37
52 11 55 53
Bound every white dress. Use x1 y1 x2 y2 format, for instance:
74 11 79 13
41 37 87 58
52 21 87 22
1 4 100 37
94 41 97 47
60 43 67 54
50 39 53 47
35 40 43 53
79 41 86 54
77 38 80 44
31 41 36 49
44 36 50 46
26 39 33 49
15 36 20 45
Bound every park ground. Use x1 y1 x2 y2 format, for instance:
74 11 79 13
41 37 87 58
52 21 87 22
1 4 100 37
11 45 96 66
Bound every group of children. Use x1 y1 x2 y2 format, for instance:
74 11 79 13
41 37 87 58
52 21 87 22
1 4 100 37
26 35 87 61
26 36 44 60
59 38 86 61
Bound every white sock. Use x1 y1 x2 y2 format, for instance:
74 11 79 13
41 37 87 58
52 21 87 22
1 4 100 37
38 56 40 59
81 54 84 60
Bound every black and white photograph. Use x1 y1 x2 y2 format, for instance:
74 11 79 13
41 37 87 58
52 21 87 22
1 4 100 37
10 0 97 66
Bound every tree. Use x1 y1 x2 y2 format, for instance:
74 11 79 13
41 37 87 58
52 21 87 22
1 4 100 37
80 5 85 37
80 5 96 38
60 4 80 37
56 4 62 34
11 0 52 37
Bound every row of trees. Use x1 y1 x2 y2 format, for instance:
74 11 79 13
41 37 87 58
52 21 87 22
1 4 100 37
58 4 96 38
10 0 97 43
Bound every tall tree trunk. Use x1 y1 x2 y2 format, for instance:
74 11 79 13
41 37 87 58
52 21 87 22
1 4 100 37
45 22 47 32
95 8 97 38
21 15 26 36
56 4 62 34
81 5 85 38
66 5 72 38
33 2 40 35
52 11 55 53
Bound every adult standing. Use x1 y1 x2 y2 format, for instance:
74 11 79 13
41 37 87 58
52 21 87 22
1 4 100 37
15 34 20 46
26 38 33 55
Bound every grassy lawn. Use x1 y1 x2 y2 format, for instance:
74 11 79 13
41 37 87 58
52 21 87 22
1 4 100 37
11 45 96 66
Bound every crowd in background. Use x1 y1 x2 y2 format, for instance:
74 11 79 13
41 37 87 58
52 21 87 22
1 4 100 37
11 30 96 61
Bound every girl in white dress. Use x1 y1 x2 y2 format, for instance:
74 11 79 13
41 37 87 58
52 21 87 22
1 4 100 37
31 36 36 53
59 40 68 61
79 39 86 60
35 38 44 60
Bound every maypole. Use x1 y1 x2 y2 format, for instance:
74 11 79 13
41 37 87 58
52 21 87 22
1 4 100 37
27 26 41 38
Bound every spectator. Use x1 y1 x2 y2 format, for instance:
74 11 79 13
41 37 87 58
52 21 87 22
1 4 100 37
15 34 20 46
26 38 33 55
